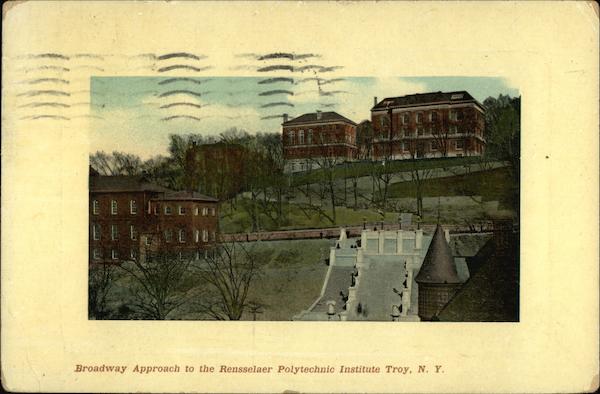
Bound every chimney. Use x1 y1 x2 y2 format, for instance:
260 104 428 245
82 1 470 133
282 113 288 123
374 96 378 106
316 110 322 120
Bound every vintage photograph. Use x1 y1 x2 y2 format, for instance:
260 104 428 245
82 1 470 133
86 71 520 322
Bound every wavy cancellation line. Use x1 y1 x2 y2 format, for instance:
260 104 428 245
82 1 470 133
157 65 213 73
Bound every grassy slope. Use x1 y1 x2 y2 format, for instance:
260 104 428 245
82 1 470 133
387 166 517 204
240 239 332 321
290 156 484 185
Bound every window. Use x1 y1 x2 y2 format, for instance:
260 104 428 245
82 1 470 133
153 205 159 215
111 200 117 215
145 236 152 246
93 248 102 260
430 125 437 135
450 125 458 134
111 249 118 260
130 249 137 261
164 205 172 215
202 207 208 216
456 140 464 150
430 141 438 151
178 229 186 243
403 127 411 137
202 229 209 242
450 110 460 121
111 225 118 240
288 130 295 145
164 229 173 242
402 142 410 152
298 129 304 144
92 223 101 240
416 113 423 124
130 200 137 215
430 112 438 122
130 225 137 240
195 229 200 243
307 129 313 144
457 110 464 121
92 200 99 215
417 126 424 136
211 231 216 242
194 206 199 216
402 113 410 124
178 205 186 215
211 207 216 216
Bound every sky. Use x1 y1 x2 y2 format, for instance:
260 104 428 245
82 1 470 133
90 76 519 159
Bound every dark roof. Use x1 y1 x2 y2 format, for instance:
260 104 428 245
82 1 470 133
157 190 218 202
90 175 169 193
415 225 462 284
283 111 357 126
437 235 519 322
372 91 484 111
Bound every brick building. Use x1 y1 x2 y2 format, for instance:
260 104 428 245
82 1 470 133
370 91 486 160
89 167 218 264
282 111 357 173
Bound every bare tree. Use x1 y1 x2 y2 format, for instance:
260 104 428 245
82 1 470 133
90 151 143 176
88 263 116 319
117 252 195 320
192 242 263 320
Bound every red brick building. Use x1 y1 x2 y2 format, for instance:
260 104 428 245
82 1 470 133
89 168 218 264
371 91 486 160
282 111 357 173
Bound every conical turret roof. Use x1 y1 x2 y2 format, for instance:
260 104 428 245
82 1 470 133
415 225 462 284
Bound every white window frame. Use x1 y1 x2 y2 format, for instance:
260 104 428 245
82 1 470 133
92 223 101 240
288 130 295 145
202 207 208 216
402 113 410 124
153 205 159 215
416 112 423 124
93 248 102 260
92 200 99 215
165 229 173 243
130 200 137 215
179 229 186 243
202 229 209 242
211 207 216 216
195 229 200 243
298 129 304 144
307 129 313 144
164 205 172 215
130 249 137 261
111 224 118 240
145 236 152 246
429 111 438 122
178 205 186 215
194 206 199 216
111 249 118 260
130 225 137 240
111 200 117 215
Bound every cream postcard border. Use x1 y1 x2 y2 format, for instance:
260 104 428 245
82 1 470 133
2 2 598 393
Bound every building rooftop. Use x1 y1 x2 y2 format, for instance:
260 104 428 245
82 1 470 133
282 111 357 126
372 90 484 111
89 174 170 193
415 225 462 284
156 190 218 202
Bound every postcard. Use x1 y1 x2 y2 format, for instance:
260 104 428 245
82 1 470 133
2 1 598 392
